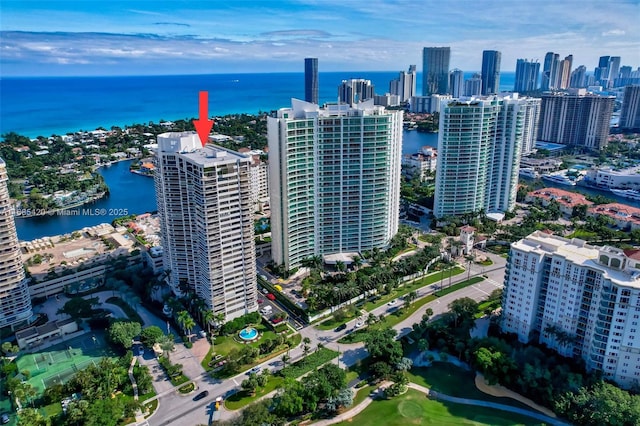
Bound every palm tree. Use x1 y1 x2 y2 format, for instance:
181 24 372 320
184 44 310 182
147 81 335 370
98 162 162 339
201 309 214 336
351 255 363 270
281 354 290 367
182 315 196 342
159 335 175 358
177 310 193 338
335 260 346 273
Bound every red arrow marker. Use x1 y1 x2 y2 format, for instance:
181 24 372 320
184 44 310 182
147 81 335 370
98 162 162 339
193 91 214 147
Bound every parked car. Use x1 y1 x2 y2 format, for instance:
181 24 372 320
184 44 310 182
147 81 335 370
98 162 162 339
193 390 209 401
334 324 347 332
257 298 264 304
261 287 269 294
266 293 276 301
0 413 9 425
248 366 261 374
271 317 284 324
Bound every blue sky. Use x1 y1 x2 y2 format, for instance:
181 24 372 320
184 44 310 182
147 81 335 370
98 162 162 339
1 0 639 76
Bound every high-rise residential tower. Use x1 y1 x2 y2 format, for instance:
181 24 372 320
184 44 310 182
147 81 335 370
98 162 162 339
338 79 375 104
268 99 402 269
620 85 640 130
389 65 417 103
514 59 540 92
501 231 640 390
481 50 501 95
538 89 615 150
0 158 32 328
555 55 573 90
434 95 527 218
542 52 560 91
449 69 464 98
304 58 319 104
154 132 257 321
520 97 542 156
464 73 482 96
569 65 587 88
422 47 451 95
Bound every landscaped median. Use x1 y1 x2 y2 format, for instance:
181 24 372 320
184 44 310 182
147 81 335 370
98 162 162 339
224 348 339 410
338 275 486 344
316 266 466 332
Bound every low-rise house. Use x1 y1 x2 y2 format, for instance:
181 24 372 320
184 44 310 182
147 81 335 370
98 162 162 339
587 203 640 230
526 187 593 217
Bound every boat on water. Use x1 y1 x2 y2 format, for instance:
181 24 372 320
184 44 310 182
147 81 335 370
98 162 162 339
130 169 154 178
519 168 540 179
541 173 577 186
610 189 640 201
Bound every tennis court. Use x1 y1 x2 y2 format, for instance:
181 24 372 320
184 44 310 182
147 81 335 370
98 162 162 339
16 332 117 394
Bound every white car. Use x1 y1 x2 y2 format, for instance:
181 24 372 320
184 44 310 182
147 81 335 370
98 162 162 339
387 299 398 306
355 321 364 328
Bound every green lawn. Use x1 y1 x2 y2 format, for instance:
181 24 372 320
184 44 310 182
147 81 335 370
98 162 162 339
406 363 531 410
352 384 375 407
334 389 544 426
224 375 285 410
434 276 485 297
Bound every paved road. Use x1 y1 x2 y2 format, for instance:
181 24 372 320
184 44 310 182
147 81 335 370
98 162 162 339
142 253 507 425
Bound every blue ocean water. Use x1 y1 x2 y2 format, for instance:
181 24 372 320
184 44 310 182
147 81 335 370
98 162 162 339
1 72 516 138
4 71 506 241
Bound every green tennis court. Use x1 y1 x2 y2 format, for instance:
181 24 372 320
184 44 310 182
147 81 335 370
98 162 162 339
16 332 117 395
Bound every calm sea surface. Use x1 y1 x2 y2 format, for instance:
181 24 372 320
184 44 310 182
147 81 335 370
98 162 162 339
15 70 631 241
1 72 516 137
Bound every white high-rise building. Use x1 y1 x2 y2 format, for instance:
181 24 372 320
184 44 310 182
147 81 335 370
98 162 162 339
502 231 640 389
154 132 257 321
434 95 527 218
0 158 32 328
389 65 417 103
268 99 402 269
520 97 541 156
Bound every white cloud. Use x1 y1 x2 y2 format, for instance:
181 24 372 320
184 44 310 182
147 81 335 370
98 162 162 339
602 29 626 37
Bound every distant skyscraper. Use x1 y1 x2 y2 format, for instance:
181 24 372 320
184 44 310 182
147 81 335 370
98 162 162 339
595 55 611 86
422 47 451 95
268 100 402 269
569 65 587 88
542 52 560 90
389 65 417 103
338 79 375 104
449 69 464 98
155 132 257 321
464 73 482 96
481 50 501 95
555 55 573 90
538 90 615 150
620 85 640 130
609 57 621 87
434 95 527 218
304 58 319 104
514 59 540 92
0 158 32 328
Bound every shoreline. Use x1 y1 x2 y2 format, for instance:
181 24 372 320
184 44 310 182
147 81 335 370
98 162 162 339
13 192 108 220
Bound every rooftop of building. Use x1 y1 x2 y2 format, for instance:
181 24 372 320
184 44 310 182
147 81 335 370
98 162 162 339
178 144 250 166
278 98 400 120
527 187 594 208
514 231 640 288
588 203 640 223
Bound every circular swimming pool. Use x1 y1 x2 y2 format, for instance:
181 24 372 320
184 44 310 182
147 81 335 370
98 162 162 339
238 327 259 342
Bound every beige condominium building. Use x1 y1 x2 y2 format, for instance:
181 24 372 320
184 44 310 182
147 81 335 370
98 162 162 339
155 132 257 321
0 158 32 328
502 231 640 389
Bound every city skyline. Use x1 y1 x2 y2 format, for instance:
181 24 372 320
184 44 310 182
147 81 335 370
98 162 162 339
1 0 638 76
